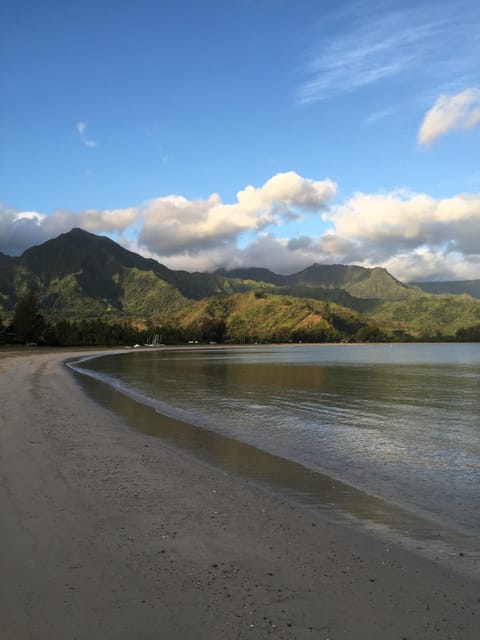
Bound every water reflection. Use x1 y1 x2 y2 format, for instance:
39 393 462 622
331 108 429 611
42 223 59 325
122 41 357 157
71 349 480 567
74 344 480 541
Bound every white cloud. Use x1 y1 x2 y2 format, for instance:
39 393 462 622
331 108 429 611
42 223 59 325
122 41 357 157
2 177 480 283
313 189 480 280
128 187 480 280
326 190 480 252
381 248 480 282
0 172 336 256
76 121 97 147
364 107 397 126
79 208 138 232
298 2 480 105
0 204 50 255
0 203 136 255
138 172 336 256
14 211 46 223
127 187 480 281
418 88 480 145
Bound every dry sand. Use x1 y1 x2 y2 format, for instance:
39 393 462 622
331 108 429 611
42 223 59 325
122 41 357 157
0 349 479 640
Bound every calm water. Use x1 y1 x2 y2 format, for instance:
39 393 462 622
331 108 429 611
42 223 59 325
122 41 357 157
71 343 480 544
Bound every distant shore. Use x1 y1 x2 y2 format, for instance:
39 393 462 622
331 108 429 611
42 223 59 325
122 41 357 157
1 349 479 639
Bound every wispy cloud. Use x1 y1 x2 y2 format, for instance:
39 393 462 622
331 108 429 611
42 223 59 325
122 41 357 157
418 88 480 145
363 107 397 126
297 1 480 105
76 121 97 148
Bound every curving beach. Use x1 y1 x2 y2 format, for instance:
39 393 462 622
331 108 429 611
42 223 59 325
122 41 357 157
1 349 479 639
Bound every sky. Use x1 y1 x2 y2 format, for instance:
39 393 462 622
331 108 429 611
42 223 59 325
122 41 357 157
1 0 480 281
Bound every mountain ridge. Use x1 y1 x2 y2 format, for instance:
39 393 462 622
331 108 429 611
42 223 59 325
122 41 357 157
411 279 480 299
1 228 479 341
0 228 418 318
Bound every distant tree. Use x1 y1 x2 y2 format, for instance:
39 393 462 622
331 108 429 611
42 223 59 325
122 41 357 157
456 324 480 341
157 322 185 344
12 290 46 343
354 325 387 342
227 317 248 343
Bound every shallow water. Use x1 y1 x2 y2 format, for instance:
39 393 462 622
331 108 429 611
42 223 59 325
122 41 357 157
70 343 480 548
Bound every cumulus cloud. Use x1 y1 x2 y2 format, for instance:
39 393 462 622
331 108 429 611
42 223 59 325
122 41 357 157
314 189 480 280
136 233 334 276
140 188 480 281
76 121 97 147
418 88 480 145
79 207 138 232
326 190 480 256
134 189 480 277
2 175 480 282
138 172 336 256
0 172 336 256
0 203 137 255
382 248 480 283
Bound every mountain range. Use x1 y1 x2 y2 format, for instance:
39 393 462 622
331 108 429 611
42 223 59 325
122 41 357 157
1 228 479 341
410 279 480 298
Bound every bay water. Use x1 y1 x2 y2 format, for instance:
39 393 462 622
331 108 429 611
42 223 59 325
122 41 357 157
71 343 480 556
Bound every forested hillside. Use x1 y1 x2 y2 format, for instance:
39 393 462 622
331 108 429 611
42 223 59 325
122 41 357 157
411 280 480 299
1 228 479 345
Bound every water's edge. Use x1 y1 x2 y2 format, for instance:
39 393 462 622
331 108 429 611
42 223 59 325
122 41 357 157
67 351 480 578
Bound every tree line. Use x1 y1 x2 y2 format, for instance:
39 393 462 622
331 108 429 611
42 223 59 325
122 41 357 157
0 291 146 346
2 290 480 347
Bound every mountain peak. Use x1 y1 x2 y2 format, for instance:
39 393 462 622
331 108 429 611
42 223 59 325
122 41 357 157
57 227 116 247
63 227 98 239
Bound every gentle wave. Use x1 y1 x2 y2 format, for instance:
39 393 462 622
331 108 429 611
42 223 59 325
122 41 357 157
67 355 228 433
69 344 480 538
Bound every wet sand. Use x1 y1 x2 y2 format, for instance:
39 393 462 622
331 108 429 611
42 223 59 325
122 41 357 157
1 349 479 639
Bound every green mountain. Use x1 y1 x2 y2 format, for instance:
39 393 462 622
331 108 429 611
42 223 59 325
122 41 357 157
215 267 285 286
290 264 418 301
0 229 417 320
218 263 416 302
1 228 480 342
411 280 480 299
168 291 376 344
0 252 14 268
370 294 480 338
0 229 186 319
0 229 263 319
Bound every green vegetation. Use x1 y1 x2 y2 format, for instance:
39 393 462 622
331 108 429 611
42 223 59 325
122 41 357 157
368 294 480 339
1 228 479 346
456 323 480 341
412 279 480 299
11 290 46 344
46 318 146 346
217 263 416 302
145 292 386 345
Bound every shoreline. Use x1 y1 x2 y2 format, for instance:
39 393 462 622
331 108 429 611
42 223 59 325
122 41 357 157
70 348 480 571
1 349 479 639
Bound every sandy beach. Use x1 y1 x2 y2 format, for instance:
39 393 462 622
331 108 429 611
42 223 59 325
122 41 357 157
1 349 479 640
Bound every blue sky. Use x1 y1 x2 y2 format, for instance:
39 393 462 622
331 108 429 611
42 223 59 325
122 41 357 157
1 0 480 281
